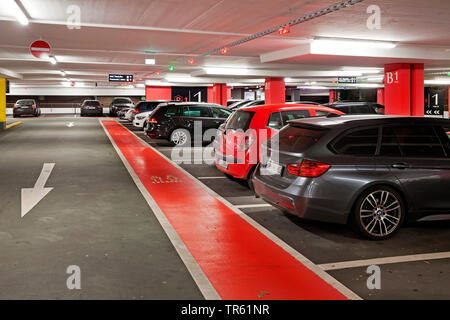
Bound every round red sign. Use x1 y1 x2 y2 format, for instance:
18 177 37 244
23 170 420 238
30 40 51 59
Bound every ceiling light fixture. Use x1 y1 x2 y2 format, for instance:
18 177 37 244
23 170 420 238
60 71 66 76
145 58 156 65
188 58 195 65
312 38 397 50
168 66 175 72
10 0 29 25
221 47 229 55
278 26 290 35
49 55 57 65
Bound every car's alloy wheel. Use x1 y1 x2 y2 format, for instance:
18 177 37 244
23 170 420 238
170 129 190 146
352 187 405 240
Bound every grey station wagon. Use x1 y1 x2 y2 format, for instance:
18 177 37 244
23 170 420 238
253 115 450 240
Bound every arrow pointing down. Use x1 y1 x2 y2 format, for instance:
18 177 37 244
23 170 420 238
21 163 55 218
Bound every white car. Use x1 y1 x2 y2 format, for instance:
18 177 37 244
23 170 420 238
124 108 135 121
133 111 153 129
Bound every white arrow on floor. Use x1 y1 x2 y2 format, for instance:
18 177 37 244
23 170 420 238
66 122 75 127
21 163 55 218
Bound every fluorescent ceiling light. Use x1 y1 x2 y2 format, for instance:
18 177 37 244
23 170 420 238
145 58 156 65
425 79 450 85
313 38 397 49
203 67 249 75
10 0 29 25
49 56 57 64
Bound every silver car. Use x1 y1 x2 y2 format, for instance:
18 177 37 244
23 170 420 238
253 115 450 240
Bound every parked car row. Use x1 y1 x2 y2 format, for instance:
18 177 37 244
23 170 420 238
120 99 450 240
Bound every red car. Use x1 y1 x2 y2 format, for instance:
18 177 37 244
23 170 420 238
215 104 344 187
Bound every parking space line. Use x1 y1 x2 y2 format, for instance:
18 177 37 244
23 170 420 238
235 204 274 209
100 120 220 300
6 121 22 129
107 120 360 300
197 176 228 180
319 252 450 271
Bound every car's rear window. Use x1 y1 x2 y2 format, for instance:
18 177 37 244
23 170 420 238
274 126 326 153
84 101 100 106
226 110 255 131
17 100 34 106
114 99 132 104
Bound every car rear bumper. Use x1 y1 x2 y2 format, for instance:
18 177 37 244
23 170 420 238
252 167 348 224
215 151 251 179
81 109 103 115
14 109 38 116
133 119 145 127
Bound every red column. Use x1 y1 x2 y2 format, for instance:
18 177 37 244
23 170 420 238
210 83 228 106
377 88 385 105
411 63 424 117
227 86 232 100
329 89 338 103
207 86 214 103
384 63 424 116
145 86 172 101
265 77 285 105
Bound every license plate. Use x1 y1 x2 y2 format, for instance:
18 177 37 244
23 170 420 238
262 160 282 175
217 159 228 169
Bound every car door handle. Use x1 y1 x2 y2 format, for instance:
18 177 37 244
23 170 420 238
392 163 408 169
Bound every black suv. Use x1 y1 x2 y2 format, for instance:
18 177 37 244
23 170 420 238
109 97 134 116
144 103 232 146
253 115 450 240
13 99 41 117
325 101 384 115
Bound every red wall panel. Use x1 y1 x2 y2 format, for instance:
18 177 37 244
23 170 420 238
145 86 172 101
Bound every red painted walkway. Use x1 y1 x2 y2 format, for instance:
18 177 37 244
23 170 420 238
102 120 348 300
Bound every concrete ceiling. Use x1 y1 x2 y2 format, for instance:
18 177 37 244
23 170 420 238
0 0 450 89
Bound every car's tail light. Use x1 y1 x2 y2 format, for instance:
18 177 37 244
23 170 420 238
134 108 140 114
287 159 330 177
13 105 18 109
148 118 158 123
32 105 36 109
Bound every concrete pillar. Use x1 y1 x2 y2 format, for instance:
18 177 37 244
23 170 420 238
0 78 6 130
145 86 172 101
211 83 228 106
329 89 338 103
265 77 285 104
384 63 424 116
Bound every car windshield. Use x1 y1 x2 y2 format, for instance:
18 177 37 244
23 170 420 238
226 110 255 131
114 99 132 104
84 101 100 106
17 100 34 106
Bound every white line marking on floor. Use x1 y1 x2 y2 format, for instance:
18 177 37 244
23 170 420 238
21 163 55 218
235 204 274 209
197 176 227 180
117 121 361 300
99 119 220 300
319 251 450 271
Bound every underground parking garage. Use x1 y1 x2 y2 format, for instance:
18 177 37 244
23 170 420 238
1 0 450 313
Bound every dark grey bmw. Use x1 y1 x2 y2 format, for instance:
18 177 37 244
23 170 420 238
253 115 450 240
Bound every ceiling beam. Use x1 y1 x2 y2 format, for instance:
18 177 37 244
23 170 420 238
0 67 23 79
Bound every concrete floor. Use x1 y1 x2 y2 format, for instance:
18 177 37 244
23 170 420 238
1 116 450 300
0 117 202 299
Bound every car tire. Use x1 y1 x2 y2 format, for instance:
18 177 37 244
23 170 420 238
142 121 147 131
247 165 257 192
170 128 191 147
351 186 405 240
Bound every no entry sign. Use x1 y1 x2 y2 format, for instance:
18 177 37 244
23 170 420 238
30 40 51 59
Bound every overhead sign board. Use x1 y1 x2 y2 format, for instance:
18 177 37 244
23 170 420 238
30 40 51 59
338 77 357 84
425 88 445 117
109 74 133 82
